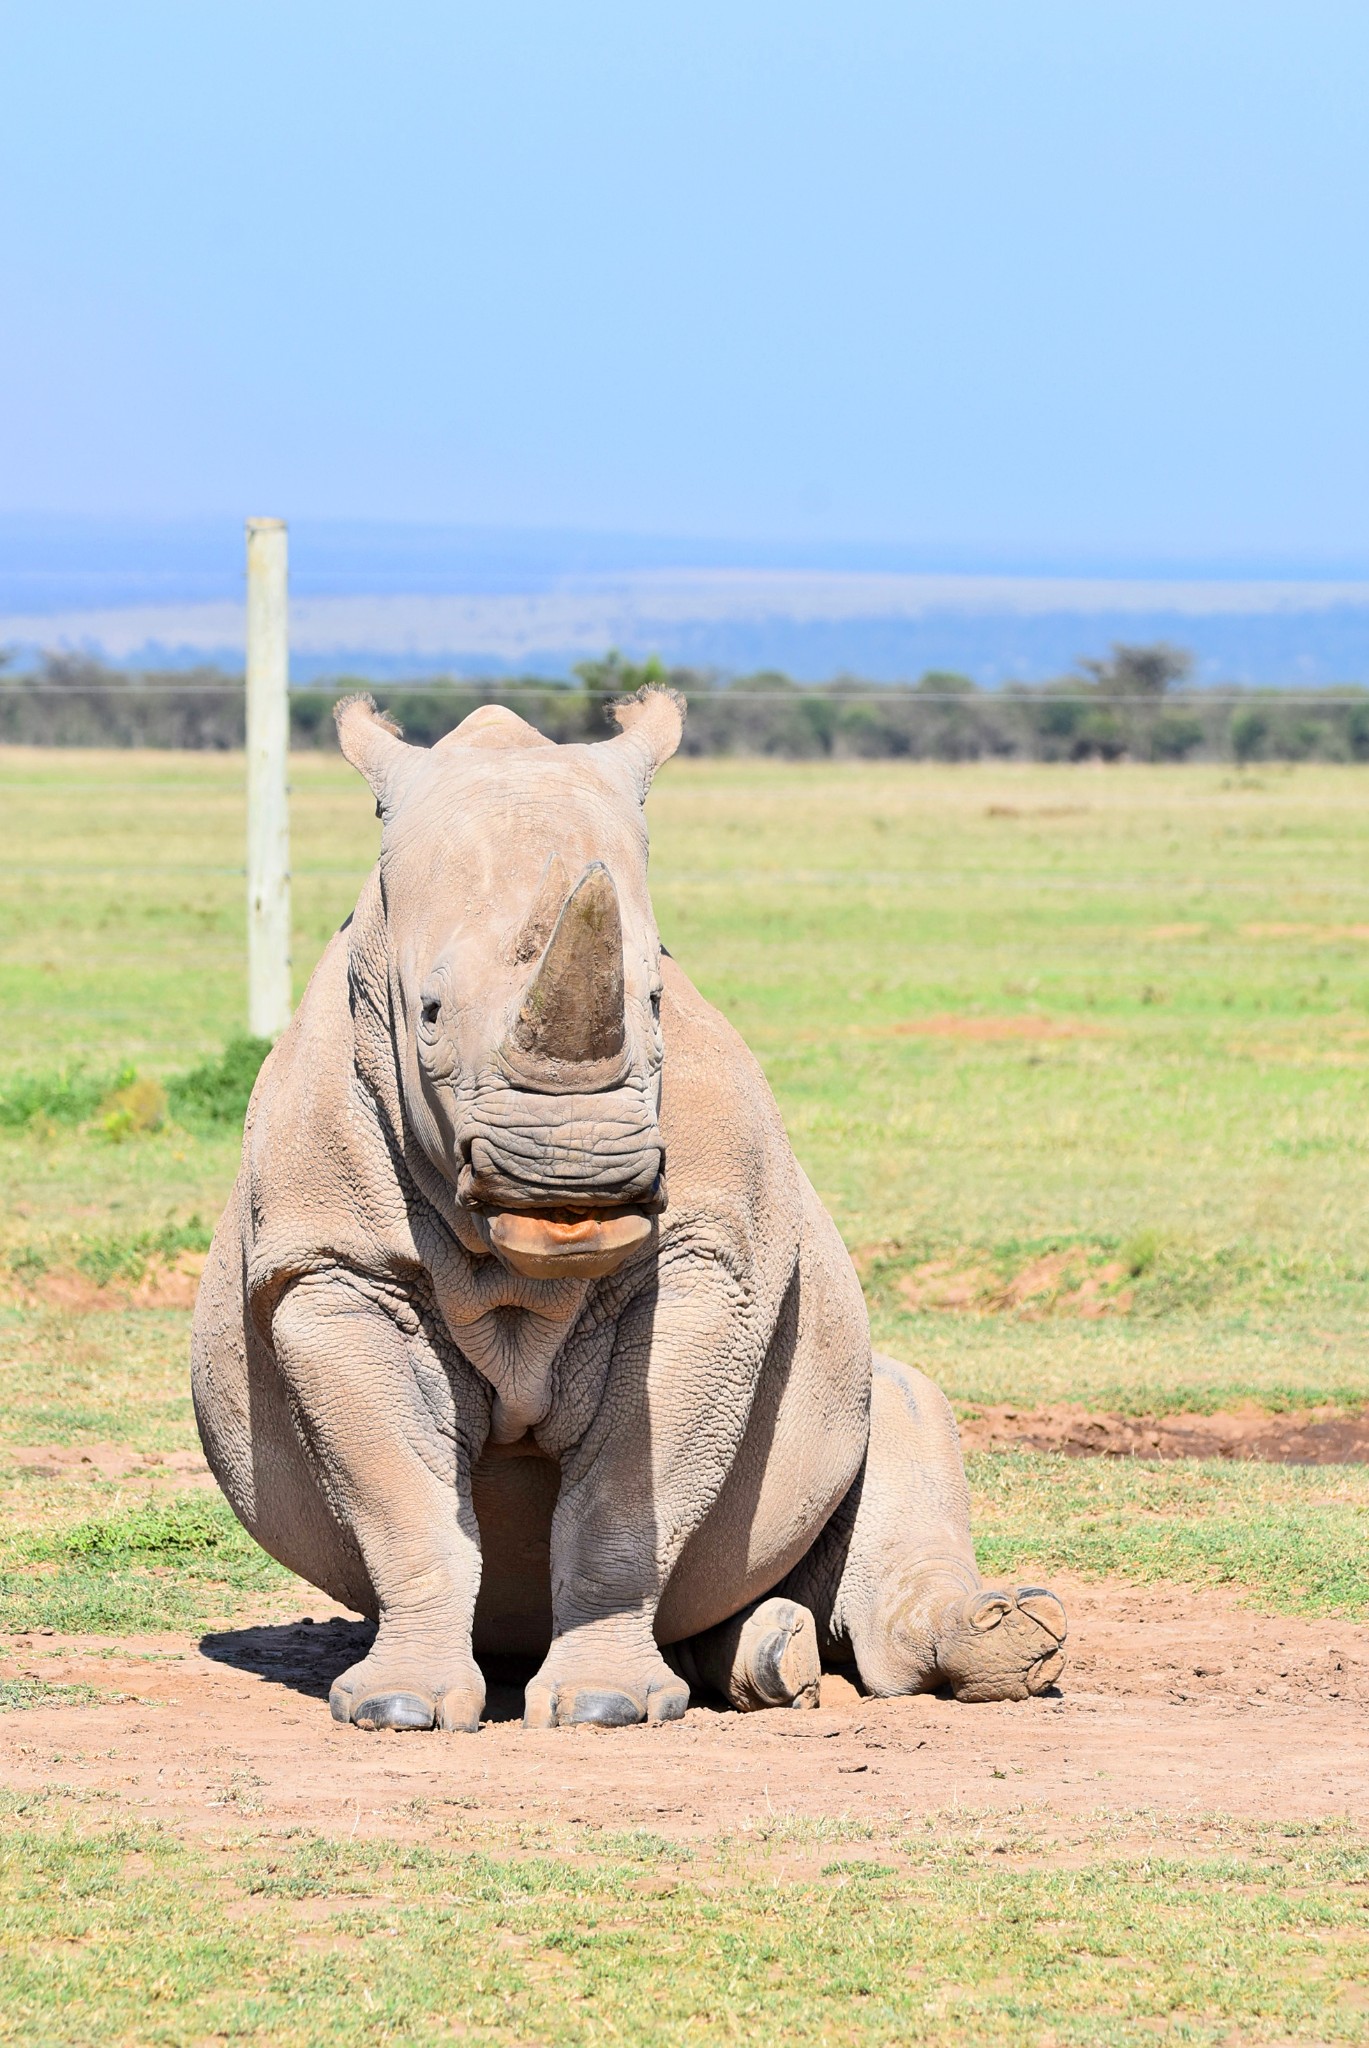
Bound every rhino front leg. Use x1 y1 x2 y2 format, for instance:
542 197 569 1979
272 1272 488 1732
524 1266 761 1730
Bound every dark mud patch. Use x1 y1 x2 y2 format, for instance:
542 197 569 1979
959 1401 1369 1465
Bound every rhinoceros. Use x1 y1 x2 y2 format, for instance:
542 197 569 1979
192 688 1065 1731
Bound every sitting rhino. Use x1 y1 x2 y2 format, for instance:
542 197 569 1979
192 689 1065 1731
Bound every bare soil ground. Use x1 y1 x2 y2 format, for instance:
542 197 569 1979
8 1443 214 1485
3 1253 205 1314
959 1401 1369 1463
4 1577 1367 1843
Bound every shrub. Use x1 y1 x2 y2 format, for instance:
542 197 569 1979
0 1037 271 1140
98 1076 166 1142
1149 712 1205 761
167 1035 272 1125
1348 704 1369 760
0 1065 131 1128
1121 1228 1162 1277
1231 708 1269 763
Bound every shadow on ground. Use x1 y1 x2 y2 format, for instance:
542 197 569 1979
197 1620 533 1722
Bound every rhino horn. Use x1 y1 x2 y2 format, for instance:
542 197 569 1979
510 851 573 964
512 862 626 1065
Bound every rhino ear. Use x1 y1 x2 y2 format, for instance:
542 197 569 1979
334 695 423 820
604 685 685 799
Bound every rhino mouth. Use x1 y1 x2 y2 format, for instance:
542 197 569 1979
456 1129 666 1218
485 1208 657 1280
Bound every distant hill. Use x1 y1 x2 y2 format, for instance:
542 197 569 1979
0 518 1365 684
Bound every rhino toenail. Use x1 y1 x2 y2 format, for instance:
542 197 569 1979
565 1689 642 1726
750 1631 796 1706
1016 1590 1068 1640
352 1692 435 1731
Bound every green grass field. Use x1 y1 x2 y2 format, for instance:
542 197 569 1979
3 746 1369 2042
4 748 1369 1612
4 1794 1369 2047
2 749 1369 1613
5 748 1369 1415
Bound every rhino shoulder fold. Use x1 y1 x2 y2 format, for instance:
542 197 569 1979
241 924 425 1308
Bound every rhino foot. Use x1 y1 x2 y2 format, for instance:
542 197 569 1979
329 1646 485 1733
734 1598 822 1710
679 1595 822 1711
933 1586 1067 1703
523 1640 689 1729
853 1562 1067 1703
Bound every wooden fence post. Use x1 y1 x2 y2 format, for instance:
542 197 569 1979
245 516 292 1038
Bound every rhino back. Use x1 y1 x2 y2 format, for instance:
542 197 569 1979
653 952 801 1259
646 956 872 1639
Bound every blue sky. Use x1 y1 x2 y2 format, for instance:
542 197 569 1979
1 2 1366 567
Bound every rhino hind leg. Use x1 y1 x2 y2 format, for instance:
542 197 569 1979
925 1582 1067 1703
794 1354 1066 1703
675 1595 822 1712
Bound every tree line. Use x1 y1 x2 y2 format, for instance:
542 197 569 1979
3 645 1369 763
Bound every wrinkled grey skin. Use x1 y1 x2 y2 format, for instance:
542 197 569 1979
192 689 1066 1732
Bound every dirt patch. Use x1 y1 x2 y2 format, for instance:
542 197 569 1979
7 1444 215 1486
5 1251 204 1313
897 1247 1132 1317
1 1578 1366 1838
885 1013 1106 1042
959 1401 1369 1465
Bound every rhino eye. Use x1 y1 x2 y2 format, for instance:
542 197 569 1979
421 998 441 1027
